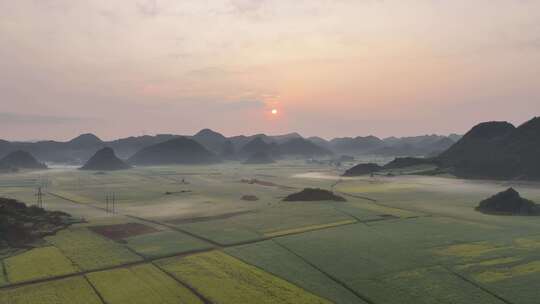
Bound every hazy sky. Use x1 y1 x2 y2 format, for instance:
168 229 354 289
1 0 540 141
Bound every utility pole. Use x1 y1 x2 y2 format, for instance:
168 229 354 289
106 194 109 213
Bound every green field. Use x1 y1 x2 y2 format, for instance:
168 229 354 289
2 162 540 303
126 230 213 258
0 276 102 304
86 263 203 304
46 228 142 271
4 246 78 283
175 203 356 245
156 251 332 304
226 240 366 304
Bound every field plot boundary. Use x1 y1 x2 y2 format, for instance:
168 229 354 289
83 276 107 304
155 250 334 304
0 259 7 286
86 264 208 304
272 240 377 304
338 191 378 202
264 220 358 237
225 241 368 304
166 210 256 225
151 261 214 304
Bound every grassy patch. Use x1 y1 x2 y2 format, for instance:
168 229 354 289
456 257 522 271
514 237 540 249
126 231 213 258
4 247 78 283
264 220 357 237
156 251 332 304
0 276 102 304
474 261 540 283
86 263 203 304
46 228 142 271
434 242 500 258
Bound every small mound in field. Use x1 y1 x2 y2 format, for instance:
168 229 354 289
343 163 381 176
80 147 131 171
241 195 259 201
476 188 540 215
88 223 159 241
283 188 346 202
0 197 73 248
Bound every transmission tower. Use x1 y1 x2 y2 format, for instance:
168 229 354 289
36 187 43 208
112 193 116 213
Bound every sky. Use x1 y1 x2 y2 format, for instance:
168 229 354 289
1 0 540 141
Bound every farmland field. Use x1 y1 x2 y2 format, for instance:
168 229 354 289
0 276 102 304
4 246 78 283
45 228 142 271
125 230 213 258
2 162 540 303
156 250 333 304
86 263 203 304
225 240 366 304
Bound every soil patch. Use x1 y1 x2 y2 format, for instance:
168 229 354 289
89 223 159 240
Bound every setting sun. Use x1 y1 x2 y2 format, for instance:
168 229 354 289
271 109 278 115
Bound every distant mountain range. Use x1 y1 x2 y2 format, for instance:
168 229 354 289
2 117 537 180
0 129 460 165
